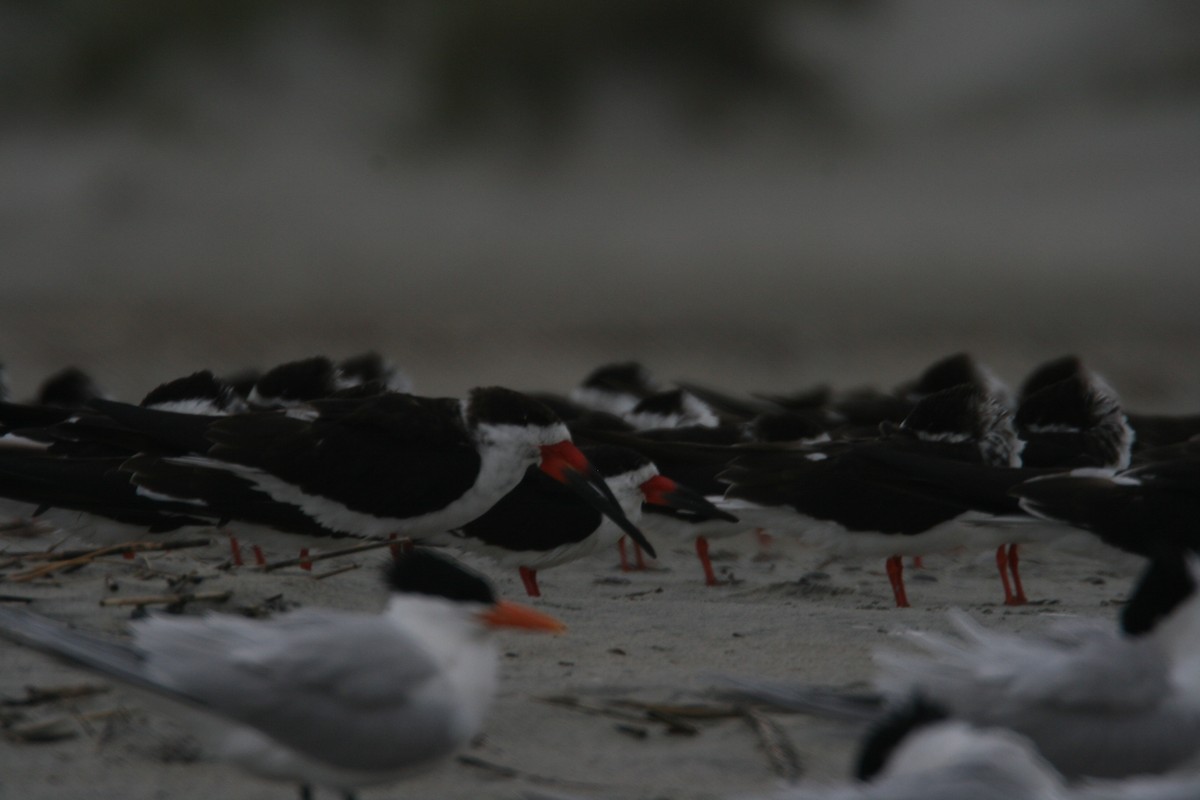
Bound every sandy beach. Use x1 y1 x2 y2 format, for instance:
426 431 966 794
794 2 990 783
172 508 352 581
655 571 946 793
1 499 1146 800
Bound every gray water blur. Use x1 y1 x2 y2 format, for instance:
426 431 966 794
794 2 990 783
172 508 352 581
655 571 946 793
2 2 1198 406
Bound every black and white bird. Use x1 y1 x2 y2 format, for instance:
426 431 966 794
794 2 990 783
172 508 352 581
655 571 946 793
0 548 564 799
1015 366 1134 472
740 694 1200 800
568 361 661 416
719 384 1026 607
445 446 720 596
718 550 1200 781
748 352 1013 435
103 386 645 549
775 699 1069 800
35 366 108 409
1015 454 1200 558
244 355 396 410
0 371 249 540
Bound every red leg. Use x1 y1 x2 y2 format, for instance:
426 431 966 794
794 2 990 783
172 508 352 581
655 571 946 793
755 528 773 550
696 536 719 586
519 566 541 598
996 544 1015 605
252 545 266 567
299 548 312 571
228 534 244 567
911 556 924 569
1007 544 1028 605
618 537 631 571
886 555 910 608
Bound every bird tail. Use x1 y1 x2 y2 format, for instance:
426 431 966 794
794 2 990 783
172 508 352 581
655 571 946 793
0 607 149 688
707 673 884 722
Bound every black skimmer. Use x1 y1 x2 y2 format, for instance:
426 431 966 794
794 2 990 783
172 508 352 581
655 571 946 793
97 387 644 552
0 371 258 544
245 356 356 409
239 352 409 412
336 351 413 395
445 445 703 596
718 550 1200 781
1014 454 1200 559
140 370 251 415
568 361 661 416
571 407 833 583
748 352 1012 434
0 447 217 538
719 384 1024 606
36 366 107 409
813 361 1134 606
1127 413 1200 453
623 389 721 430
0 548 564 799
0 370 374 552
1015 370 1134 471
975 361 1135 597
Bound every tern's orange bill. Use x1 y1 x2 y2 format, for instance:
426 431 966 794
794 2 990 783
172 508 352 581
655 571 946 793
480 600 567 633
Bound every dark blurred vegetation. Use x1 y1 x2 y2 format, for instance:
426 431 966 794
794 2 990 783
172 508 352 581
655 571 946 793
1 1 873 140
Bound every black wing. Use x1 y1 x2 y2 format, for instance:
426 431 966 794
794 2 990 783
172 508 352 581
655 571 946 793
455 467 601 550
206 394 483 519
722 441 976 536
0 448 213 532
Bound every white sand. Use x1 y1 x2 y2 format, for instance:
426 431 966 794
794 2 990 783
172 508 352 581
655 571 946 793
1 521 1144 800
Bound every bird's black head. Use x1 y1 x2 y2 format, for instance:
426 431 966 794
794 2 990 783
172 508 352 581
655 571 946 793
141 371 243 412
466 387 563 430
1122 548 1198 636
580 445 653 479
901 384 987 440
338 352 387 384
253 357 339 404
222 369 261 400
1019 355 1086 403
337 351 411 393
38 367 104 409
579 362 657 396
385 548 497 605
1016 373 1131 469
1016 375 1105 432
855 695 950 782
903 353 981 398
630 390 689 418
898 383 1022 467
748 411 828 443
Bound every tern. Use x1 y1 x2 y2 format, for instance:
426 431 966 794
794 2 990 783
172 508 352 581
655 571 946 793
0 548 565 799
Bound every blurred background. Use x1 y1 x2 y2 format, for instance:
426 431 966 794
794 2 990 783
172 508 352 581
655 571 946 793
2 1 1198 407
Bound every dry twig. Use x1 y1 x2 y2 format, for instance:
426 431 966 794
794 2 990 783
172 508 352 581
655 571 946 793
742 707 803 783
456 754 605 790
98 590 232 608
1 684 110 708
4 539 212 582
258 539 397 572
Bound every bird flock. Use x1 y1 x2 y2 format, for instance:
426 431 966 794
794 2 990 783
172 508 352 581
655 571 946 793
1 350 1199 799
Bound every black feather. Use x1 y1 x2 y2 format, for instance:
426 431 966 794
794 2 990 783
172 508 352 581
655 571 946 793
855 696 950 781
385 548 495 605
